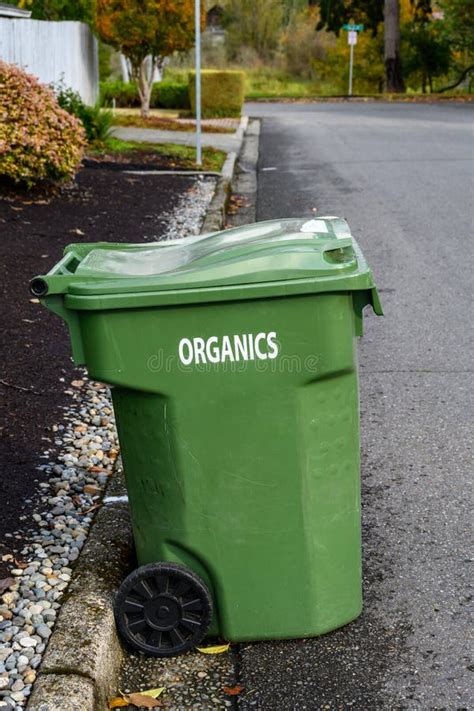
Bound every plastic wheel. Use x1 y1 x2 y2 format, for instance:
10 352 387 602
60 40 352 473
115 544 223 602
114 562 213 657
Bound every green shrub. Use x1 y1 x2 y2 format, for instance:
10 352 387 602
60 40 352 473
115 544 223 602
0 61 85 187
100 80 139 107
188 70 245 118
154 81 190 109
55 85 113 143
100 79 190 110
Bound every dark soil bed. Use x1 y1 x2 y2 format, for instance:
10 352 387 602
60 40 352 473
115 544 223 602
0 165 200 570
84 150 198 171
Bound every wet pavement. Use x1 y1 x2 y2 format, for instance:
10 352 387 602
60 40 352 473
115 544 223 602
236 101 473 709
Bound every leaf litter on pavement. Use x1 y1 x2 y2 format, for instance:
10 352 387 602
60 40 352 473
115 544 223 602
111 643 234 707
196 642 230 654
223 684 244 696
109 687 165 709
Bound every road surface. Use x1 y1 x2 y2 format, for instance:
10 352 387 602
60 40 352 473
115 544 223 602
237 101 473 709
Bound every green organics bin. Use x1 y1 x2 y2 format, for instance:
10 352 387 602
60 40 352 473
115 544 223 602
31 217 382 657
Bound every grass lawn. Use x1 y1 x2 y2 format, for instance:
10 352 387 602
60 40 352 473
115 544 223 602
111 109 235 133
89 137 226 172
244 70 321 99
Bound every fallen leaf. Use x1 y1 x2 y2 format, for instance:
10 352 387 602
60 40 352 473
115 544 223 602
197 643 230 654
123 692 162 708
0 577 15 594
88 465 107 473
14 559 28 569
223 685 243 696
138 688 165 699
108 698 128 709
83 484 101 495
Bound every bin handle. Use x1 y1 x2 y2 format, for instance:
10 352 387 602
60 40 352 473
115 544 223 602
30 250 81 297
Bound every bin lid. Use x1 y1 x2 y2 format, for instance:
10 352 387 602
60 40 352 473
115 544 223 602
32 218 382 310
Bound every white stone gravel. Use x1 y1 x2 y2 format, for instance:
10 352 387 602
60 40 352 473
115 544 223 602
157 176 216 241
0 379 118 710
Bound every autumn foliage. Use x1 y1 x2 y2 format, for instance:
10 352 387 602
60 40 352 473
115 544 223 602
0 61 85 187
96 0 203 115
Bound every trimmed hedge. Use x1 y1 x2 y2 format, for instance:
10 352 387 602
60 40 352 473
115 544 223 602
188 70 245 118
100 80 190 110
100 80 138 107
157 82 190 110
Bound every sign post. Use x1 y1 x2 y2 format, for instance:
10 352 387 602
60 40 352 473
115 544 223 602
342 24 364 97
195 0 202 166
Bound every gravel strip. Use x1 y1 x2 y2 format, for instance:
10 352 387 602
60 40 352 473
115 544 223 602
0 378 118 710
157 176 216 241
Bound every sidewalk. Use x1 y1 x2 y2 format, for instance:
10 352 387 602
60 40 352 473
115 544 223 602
112 123 245 153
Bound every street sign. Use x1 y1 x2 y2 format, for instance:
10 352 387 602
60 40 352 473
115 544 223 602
348 30 358 45
342 23 364 31
343 23 364 96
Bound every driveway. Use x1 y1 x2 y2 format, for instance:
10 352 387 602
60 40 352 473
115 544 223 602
237 101 473 709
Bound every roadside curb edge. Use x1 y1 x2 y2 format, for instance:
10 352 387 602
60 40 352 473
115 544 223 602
27 468 132 711
200 114 251 234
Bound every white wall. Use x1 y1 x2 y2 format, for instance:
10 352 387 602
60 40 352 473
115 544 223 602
0 19 98 104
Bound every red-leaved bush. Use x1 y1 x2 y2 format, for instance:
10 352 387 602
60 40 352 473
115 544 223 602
0 61 85 187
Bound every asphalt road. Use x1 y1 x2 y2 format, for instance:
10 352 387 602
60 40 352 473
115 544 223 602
237 102 473 709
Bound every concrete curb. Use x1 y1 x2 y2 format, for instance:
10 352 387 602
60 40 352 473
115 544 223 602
226 119 260 227
27 468 132 711
199 115 248 235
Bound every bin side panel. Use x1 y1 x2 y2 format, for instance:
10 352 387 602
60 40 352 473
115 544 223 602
94 293 362 641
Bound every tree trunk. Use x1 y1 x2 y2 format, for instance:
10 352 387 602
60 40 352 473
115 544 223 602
384 0 405 92
130 56 159 118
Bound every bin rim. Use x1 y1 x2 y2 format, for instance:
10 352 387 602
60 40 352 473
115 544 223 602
31 218 382 312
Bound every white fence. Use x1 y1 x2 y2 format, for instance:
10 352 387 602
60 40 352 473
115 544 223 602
0 19 98 104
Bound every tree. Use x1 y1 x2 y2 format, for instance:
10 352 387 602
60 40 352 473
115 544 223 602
439 0 474 56
435 0 474 91
384 0 405 91
225 0 284 61
315 0 383 37
16 0 94 23
314 0 406 91
96 0 201 116
403 18 451 91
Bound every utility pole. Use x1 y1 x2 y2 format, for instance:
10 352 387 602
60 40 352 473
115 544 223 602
195 0 202 166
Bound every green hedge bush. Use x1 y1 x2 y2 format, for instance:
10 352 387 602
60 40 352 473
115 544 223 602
100 80 190 110
188 70 245 118
0 61 85 187
156 82 190 110
55 85 113 143
100 80 139 107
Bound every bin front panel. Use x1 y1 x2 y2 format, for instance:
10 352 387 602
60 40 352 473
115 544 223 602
97 292 362 641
